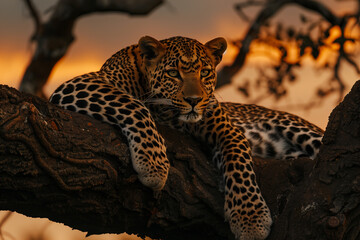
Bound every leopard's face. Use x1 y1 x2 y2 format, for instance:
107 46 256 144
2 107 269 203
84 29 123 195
138 36 227 123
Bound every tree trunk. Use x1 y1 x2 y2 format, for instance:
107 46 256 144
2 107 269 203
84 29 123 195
0 82 359 240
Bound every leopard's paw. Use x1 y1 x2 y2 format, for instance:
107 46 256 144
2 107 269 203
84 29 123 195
138 168 168 191
226 202 272 240
130 142 170 191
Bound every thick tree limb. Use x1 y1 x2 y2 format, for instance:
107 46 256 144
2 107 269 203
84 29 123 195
0 84 229 239
19 0 164 97
0 81 360 239
269 80 360 240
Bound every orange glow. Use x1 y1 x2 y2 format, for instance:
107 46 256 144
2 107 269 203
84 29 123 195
245 41 280 65
0 51 104 95
220 42 240 66
324 26 342 47
284 43 300 64
0 52 28 88
50 56 103 81
1 45 244 95
344 40 356 52
2 20 359 97
322 19 360 53
45 57 104 95
241 20 360 67
246 40 299 65
343 17 360 53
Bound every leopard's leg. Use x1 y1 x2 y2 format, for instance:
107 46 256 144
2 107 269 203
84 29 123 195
230 117 323 160
186 104 272 240
275 120 323 160
222 103 324 160
50 74 169 191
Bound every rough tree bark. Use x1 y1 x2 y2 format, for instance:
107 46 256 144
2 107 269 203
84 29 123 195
19 0 164 98
0 81 359 240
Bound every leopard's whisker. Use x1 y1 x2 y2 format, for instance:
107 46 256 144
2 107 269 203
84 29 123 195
145 98 173 106
139 91 156 102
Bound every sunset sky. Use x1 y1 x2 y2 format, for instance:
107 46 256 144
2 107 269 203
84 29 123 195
1 0 359 129
0 0 360 239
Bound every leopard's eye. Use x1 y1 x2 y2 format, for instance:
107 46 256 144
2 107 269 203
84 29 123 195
166 70 180 78
200 69 211 77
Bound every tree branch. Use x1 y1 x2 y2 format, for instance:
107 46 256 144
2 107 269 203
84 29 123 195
0 81 360 239
0 84 229 239
217 0 289 88
19 0 164 98
270 80 360 239
23 0 42 40
216 0 342 88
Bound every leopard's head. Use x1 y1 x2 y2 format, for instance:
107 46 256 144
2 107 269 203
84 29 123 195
138 36 227 123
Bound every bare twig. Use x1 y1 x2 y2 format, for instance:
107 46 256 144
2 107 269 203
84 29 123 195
217 0 293 88
234 0 266 22
23 0 42 40
344 54 360 73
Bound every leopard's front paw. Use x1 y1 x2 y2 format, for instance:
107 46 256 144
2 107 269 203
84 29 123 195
138 167 168 191
130 138 170 191
225 198 272 240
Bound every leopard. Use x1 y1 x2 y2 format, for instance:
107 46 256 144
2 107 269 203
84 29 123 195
50 36 323 240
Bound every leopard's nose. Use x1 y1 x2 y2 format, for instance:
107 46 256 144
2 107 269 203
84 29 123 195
183 96 202 107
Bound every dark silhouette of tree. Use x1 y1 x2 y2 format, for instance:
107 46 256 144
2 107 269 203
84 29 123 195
19 0 164 98
217 0 360 108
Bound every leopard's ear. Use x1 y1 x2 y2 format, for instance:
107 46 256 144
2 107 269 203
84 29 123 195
138 36 166 66
205 37 227 66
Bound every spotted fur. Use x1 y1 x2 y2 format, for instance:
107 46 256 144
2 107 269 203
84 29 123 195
222 103 324 160
50 36 323 240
